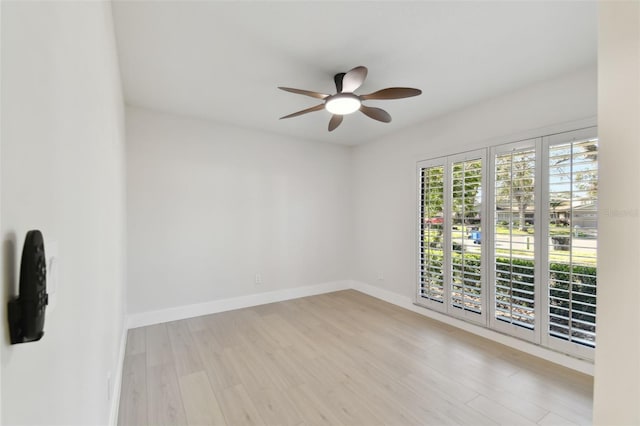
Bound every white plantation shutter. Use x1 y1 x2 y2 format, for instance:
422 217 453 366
450 158 483 315
492 145 537 333
419 163 445 305
418 151 486 322
546 132 598 352
416 125 597 359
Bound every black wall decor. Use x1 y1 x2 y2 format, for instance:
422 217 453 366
8 230 48 344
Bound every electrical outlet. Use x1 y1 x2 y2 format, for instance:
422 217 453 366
377 272 384 281
255 273 262 285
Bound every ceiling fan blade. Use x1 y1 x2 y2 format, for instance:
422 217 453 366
279 104 325 119
278 87 329 99
360 87 422 100
328 115 343 132
341 66 368 93
360 105 392 123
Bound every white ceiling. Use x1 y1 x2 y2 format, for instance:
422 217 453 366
112 1 597 146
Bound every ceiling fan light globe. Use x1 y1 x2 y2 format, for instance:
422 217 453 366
325 94 361 115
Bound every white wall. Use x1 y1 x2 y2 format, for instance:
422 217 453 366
126 107 352 315
593 2 640 424
1 2 126 424
352 66 596 296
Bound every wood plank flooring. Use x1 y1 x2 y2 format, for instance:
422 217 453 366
118 290 593 426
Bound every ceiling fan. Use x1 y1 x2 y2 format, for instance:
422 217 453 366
278 66 422 132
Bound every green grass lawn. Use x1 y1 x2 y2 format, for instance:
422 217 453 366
495 226 533 236
424 238 596 266
494 248 596 266
449 225 584 239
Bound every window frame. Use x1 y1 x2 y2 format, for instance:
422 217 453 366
542 127 598 360
416 150 487 325
446 150 487 325
416 156 448 314
416 126 598 361
488 138 543 343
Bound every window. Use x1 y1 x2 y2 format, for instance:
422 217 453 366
545 130 598 356
450 157 484 316
417 127 597 359
419 163 445 304
490 140 539 342
418 150 486 323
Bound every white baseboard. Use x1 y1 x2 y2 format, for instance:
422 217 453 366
126 280 351 329
350 280 594 376
109 325 127 426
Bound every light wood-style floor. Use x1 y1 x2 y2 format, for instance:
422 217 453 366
118 290 593 426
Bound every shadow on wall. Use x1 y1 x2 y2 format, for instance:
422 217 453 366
3 232 17 346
